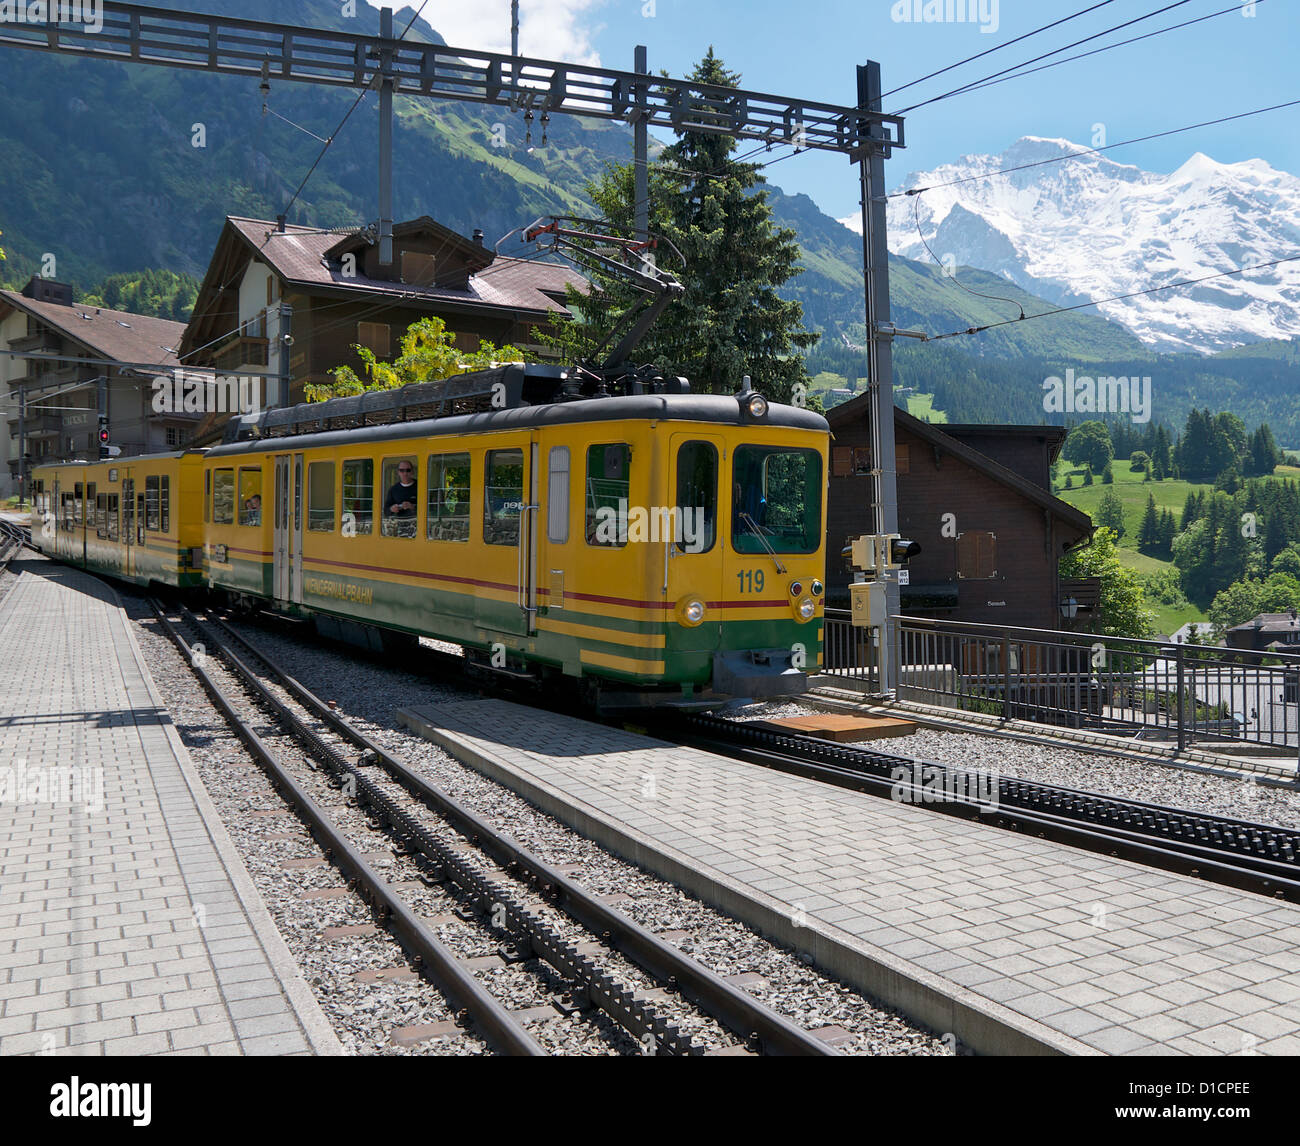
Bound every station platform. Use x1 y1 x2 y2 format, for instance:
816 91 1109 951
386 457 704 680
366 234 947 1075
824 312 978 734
400 698 1300 1056
0 558 340 1056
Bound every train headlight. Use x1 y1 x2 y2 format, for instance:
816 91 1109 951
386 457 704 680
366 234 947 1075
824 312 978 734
676 596 706 627
745 392 769 419
796 596 816 621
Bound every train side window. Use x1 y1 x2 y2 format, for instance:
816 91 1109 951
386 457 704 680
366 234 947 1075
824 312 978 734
62 492 75 531
161 476 170 533
204 470 211 524
380 456 418 538
484 449 524 546
74 483 83 525
238 467 262 527
106 494 120 541
675 441 717 553
307 462 335 532
427 452 470 542
95 494 107 538
547 447 569 544
145 476 160 531
212 469 235 525
585 443 630 548
123 480 134 537
342 459 374 536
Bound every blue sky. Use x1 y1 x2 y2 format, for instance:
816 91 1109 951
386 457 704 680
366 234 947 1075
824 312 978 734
376 0 1298 220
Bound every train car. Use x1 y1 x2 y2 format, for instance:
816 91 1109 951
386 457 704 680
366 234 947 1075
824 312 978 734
202 366 828 706
31 453 206 588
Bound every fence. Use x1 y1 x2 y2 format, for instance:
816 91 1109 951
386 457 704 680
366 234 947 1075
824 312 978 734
819 611 1300 762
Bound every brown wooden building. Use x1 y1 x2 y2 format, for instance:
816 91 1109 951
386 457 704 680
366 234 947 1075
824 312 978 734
825 397 1094 630
178 215 584 423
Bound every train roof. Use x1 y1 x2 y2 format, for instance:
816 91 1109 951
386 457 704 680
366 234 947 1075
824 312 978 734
205 392 828 458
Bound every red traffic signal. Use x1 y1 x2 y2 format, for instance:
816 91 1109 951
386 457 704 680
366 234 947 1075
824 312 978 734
99 428 109 443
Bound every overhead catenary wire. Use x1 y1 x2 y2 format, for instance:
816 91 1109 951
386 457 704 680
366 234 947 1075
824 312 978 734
923 253 1300 343
880 0 1120 99
892 0 1197 114
905 0 1268 111
892 93 1300 199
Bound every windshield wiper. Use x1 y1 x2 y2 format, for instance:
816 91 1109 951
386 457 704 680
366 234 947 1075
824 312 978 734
739 512 787 574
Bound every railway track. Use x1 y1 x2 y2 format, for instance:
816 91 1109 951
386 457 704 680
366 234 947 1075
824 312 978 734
666 712 1300 904
151 599 837 1057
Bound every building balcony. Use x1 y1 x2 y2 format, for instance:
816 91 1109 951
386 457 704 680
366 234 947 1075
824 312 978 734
212 336 270 371
7 414 63 438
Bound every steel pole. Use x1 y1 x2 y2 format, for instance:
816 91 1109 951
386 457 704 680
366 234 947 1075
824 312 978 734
378 5 394 267
634 45 648 243
857 61 899 695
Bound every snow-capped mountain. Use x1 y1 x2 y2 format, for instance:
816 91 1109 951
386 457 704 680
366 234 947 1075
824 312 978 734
842 137 1300 354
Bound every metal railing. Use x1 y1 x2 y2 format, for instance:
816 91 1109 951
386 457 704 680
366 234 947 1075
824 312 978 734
820 612 1300 763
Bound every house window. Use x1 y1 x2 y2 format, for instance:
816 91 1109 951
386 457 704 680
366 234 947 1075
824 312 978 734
166 427 179 447
831 446 873 477
357 322 391 358
956 530 997 579
400 250 437 286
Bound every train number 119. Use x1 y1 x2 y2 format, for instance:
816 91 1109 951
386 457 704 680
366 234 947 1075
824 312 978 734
736 569 765 593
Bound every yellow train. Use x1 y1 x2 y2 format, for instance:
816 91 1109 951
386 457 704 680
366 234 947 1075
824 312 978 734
34 365 829 706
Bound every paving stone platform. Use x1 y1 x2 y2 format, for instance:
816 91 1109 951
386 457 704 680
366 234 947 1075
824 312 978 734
400 698 1300 1057
0 559 340 1056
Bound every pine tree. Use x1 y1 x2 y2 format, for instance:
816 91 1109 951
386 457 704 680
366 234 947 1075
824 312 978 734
1180 491 1200 530
563 48 817 401
1096 488 1126 538
1102 461 1113 484
1137 493 1160 554
1158 509 1177 558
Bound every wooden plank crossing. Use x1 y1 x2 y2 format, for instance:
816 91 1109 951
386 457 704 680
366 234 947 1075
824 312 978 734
750 713 917 742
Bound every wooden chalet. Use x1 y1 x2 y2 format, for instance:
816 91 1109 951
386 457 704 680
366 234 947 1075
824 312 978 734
825 398 1094 630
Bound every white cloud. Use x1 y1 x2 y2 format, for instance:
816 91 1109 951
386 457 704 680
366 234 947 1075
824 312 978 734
837 214 862 234
368 0 606 65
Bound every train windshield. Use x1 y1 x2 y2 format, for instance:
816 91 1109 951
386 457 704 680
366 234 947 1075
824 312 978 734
731 445 822 555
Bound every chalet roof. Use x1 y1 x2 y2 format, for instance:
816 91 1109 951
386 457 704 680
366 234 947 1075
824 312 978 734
826 395 1094 535
223 216 581 314
941 422 1071 465
1228 612 1300 634
0 289 184 370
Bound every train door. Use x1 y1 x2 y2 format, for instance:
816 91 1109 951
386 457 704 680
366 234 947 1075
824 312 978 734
667 434 724 648
122 473 135 579
291 453 304 604
474 439 534 638
272 454 291 603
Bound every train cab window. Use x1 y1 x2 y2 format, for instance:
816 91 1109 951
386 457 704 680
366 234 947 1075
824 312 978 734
106 495 119 541
427 453 470 542
160 476 170 533
547 447 569 544
585 444 630 548
731 445 822 556
381 457 418 538
212 469 235 525
484 449 524 546
675 441 718 553
95 494 108 538
238 468 263 527
307 462 335 532
342 459 374 536
145 476 161 531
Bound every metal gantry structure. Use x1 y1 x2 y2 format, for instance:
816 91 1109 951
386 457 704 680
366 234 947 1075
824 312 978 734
0 1 908 688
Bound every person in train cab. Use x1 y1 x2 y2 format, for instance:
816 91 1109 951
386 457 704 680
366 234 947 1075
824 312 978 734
243 493 262 526
385 462 417 536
